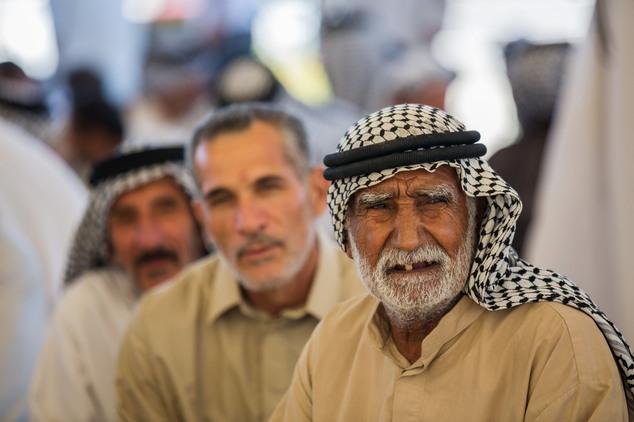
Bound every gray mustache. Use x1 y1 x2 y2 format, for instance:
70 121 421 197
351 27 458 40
237 234 284 258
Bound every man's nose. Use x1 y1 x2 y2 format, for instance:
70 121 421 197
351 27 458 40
390 206 422 251
235 200 267 235
135 218 164 249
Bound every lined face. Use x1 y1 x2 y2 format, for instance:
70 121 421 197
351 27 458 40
193 120 326 292
108 177 202 292
346 167 477 322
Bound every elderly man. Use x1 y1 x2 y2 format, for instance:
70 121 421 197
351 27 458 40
30 146 206 421
116 103 364 421
271 104 634 421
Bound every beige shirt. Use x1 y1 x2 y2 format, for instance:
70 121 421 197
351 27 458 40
116 234 364 422
271 294 628 421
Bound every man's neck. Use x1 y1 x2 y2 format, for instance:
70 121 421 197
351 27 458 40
385 295 462 363
243 242 319 317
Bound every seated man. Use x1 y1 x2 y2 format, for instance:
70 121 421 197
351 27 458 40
271 104 633 421
116 103 364 421
30 146 206 421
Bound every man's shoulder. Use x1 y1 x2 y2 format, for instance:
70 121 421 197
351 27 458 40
517 301 612 352
314 293 377 340
57 269 127 312
500 300 602 336
486 300 615 373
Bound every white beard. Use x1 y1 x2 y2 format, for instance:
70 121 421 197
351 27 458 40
350 200 477 325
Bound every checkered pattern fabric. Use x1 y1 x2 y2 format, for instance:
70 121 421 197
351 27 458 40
64 162 198 284
327 103 634 415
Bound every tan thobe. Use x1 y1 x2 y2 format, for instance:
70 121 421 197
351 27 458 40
116 234 364 421
271 294 628 421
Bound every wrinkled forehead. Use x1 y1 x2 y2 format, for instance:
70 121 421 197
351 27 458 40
347 166 462 207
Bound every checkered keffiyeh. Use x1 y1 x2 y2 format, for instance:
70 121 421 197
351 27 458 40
326 103 634 417
64 162 198 284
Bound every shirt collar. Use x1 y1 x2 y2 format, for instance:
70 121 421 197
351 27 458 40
206 230 342 324
294 230 343 320
206 258 243 324
367 295 485 369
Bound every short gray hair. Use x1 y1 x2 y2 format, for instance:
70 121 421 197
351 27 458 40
187 102 310 187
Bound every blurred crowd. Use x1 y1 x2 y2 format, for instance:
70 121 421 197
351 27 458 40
1 0 633 420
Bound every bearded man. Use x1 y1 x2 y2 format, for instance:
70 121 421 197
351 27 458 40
271 104 633 421
30 145 206 421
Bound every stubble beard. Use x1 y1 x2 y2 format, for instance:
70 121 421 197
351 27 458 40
350 201 477 327
225 230 317 293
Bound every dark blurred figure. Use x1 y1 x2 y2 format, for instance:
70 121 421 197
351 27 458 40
489 41 569 255
56 68 125 181
320 0 447 112
210 54 360 167
126 54 210 146
0 61 50 141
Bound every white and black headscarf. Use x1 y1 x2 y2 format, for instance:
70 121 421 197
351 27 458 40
324 103 634 416
64 146 199 284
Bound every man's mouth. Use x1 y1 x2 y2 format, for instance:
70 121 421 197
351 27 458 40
387 261 439 274
134 249 179 270
238 242 282 261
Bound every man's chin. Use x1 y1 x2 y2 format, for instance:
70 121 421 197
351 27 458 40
238 275 292 293
136 267 179 292
370 280 462 323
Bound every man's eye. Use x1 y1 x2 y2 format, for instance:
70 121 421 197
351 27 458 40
111 212 136 226
359 201 392 212
207 195 232 207
155 200 178 213
428 196 449 204
257 180 284 192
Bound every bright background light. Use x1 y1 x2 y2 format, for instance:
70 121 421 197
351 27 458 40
435 0 595 155
122 0 167 23
253 0 331 104
0 0 58 79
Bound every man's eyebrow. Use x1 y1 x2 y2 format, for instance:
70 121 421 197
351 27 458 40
109 203 137 218
204 186 233 201
412 185 456 202
356 191 393 205
255 174 285 186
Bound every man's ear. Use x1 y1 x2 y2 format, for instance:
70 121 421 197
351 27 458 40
307 165 329 216
344 234 353 259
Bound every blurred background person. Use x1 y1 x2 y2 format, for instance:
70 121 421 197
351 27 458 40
0 62 51 142
489 40 569 255
0 119 87 421
210 54 360 167
30 145 207 422
527 0 634 342
49 0 147 106
320 0 447 112
125 54 210 147
117 104 364 421
54 68 126 182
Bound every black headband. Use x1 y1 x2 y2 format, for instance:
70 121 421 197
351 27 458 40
323 130 486 181
89 146 184 187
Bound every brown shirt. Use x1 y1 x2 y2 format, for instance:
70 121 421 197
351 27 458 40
116 234 364 422
271 294 628 421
